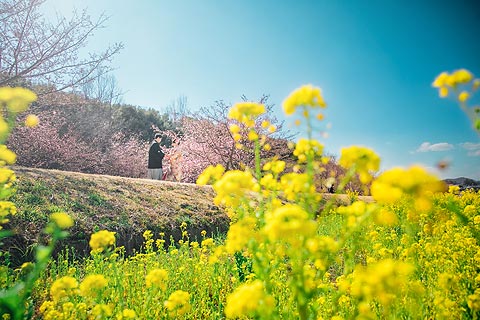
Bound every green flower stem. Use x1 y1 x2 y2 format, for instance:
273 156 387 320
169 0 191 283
254 139 261 182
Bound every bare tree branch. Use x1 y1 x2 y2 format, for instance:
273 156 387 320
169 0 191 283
0 0 123 96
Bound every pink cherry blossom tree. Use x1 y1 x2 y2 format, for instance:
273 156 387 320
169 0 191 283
163 96 294 183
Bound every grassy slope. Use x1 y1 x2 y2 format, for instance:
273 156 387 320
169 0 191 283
5 166 372 265
6 166 229 264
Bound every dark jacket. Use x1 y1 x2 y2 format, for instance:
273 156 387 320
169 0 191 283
148 142 164 169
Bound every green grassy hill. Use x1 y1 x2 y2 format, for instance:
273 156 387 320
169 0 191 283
5 166 229 265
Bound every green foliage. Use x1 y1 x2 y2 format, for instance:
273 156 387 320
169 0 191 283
116 105 178 141
32 101 178 144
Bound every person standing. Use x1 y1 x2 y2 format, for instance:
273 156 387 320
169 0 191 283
147 133 165 180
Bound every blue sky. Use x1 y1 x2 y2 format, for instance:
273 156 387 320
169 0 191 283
43 0 480 179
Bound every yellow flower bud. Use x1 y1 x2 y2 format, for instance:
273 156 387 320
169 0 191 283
229 124 240 134
432 72 449 88
439 86 448 98
50 212 74 229
247 131 258 141
25 114 40 127
458 91 470 103
0 145 16 164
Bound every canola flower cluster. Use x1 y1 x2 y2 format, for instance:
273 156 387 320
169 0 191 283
195 80 480 319
0 87 80 319
3 72 480 319
0 88 38 228
432 68 480 131
0 87 40 233
30 181 480 319
37 228 232 319
89 230 116 253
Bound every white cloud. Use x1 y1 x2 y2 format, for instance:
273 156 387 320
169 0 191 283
459 142 480 156
468 149 480 157
416 142 454 152
460 142 480 150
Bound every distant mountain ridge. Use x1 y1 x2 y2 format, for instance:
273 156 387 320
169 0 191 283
443 177 480 190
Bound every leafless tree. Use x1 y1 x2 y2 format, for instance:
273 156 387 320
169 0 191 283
78 69 124 105
164 95 189 124
0 0 123 96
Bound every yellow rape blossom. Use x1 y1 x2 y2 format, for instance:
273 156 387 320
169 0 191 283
201 237 214 248
432 69 475 99
339 146 380 184
50 276 78 302
337 201 373 217
25 114 39 127
89 230 116 253
248 130 259 141
225 280 274 318
439 86 449 97
228 102 265 126
371 166 445 212
263 159 286 174
225 217 257 253
0 167 15 185
0 201 16 227
213 170 257 207
448 185 460 194
0 87 37 113
120 309 137 319
348 259 414 306
91 304 113 319
229 123 241 133
164 290 191 317
293 138 324 163
458 91 470 102
433 69 473 89
145 268 168 290
264 204 317 243
79 274 108 298
196 164 225 185
468 289 480 311
0 145 16 165
50 212 74 229
280 173 314 201
373 207 398 226
282 84 326 115
451 69 474 84
432 71 449 88
260 173 278 193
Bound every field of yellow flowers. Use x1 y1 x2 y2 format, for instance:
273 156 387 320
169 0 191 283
1 69 480 319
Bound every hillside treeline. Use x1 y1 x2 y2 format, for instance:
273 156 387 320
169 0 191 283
5 88 366 193
6 89 174 177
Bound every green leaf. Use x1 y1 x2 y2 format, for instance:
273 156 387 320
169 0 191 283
0 230 13 240
35 245 51 262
